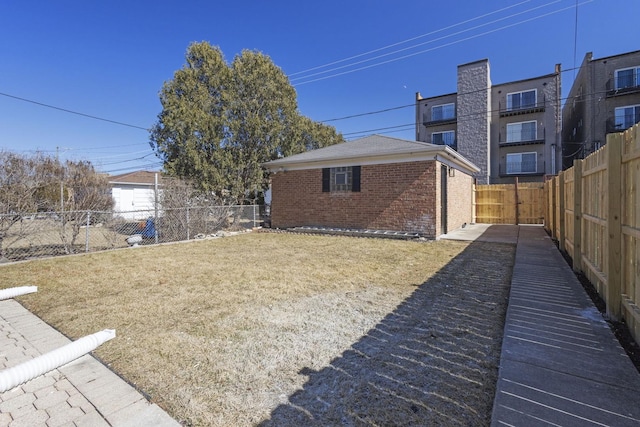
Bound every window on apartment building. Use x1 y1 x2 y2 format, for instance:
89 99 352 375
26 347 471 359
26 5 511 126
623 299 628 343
322 166 361 192
506 121 537 143
615 67 640 90
431 103 455 121
507 89 536 111
431 131 456 149
614 105 640 130
506 152 537 174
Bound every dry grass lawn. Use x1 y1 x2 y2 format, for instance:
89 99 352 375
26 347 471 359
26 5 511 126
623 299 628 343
0 232 515 426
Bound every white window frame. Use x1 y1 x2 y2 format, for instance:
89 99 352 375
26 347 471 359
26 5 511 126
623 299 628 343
506 152 537 174
431 130 456 147
614 104 640 130
615 66 640 90
506 89 537 111
431 103 455 121
506 120 537 143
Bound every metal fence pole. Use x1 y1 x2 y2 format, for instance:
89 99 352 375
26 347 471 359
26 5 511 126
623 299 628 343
253 204 257 228
186 207 190 240
154 173 159 244
85 211 91 253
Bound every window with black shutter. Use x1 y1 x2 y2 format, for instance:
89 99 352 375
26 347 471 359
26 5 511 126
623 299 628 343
352 166 361 192
322 168 330 192
323 166 361 192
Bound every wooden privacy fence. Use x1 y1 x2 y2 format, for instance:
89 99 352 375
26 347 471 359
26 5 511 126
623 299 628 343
474 181 544 224
544 124 640 344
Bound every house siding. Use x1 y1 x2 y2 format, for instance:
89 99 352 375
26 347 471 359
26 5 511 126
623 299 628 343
271 160 473 239
111 185 155 220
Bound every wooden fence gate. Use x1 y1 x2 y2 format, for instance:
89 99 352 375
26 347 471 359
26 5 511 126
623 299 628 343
474 180 545 225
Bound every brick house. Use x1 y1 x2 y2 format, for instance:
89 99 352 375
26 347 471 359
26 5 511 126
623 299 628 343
263 135 479 239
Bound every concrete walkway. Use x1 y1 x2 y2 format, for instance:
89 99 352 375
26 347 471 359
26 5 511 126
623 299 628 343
0 299 179 427
490 225 640 426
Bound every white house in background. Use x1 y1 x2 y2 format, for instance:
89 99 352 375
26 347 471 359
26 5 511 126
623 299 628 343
109 171 162 220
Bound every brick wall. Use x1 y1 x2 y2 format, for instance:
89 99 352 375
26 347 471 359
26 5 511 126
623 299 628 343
446 168 474 232
271 160 475 238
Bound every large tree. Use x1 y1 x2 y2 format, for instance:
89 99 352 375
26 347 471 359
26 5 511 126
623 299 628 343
58 160 114 253
0 152 47 259
150 42 343 203
0 152 113 258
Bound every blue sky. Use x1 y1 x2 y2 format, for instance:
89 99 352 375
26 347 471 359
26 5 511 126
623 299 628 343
1 0 638 174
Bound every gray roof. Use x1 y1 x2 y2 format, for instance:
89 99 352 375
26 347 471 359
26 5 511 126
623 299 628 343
264 134 479 173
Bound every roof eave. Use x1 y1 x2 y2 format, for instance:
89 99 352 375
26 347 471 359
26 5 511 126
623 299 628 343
264 146 479 175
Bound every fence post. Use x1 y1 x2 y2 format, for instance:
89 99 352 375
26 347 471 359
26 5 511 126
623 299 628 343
551 177 557 240
154 173 159 244
573 159 583 273
558 171 566 252
606 135 622 320
85 211 90 253
472 183 477 224
514 177 519 225
186 207 190 240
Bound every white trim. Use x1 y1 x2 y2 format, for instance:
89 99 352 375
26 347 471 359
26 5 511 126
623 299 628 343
265 147 479 175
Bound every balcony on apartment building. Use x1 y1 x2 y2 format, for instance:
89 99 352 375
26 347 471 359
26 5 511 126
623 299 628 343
422 103 457 127
498 157 545 177
606 73 640 97
431 132 457 151
499 126 546 147
422 112 457 127
499 93 546 117
606 117 640 134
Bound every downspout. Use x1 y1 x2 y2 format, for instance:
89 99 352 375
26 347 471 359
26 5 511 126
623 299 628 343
0 329 116 393
0 286 37 300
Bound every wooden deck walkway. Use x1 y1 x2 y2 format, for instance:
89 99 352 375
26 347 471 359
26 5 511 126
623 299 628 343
491 226 640 426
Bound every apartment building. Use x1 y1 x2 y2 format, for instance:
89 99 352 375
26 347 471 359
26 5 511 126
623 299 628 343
562 50 640 168
416 59 562 184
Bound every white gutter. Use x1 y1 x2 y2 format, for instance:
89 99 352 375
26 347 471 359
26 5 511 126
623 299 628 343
0 329 116 393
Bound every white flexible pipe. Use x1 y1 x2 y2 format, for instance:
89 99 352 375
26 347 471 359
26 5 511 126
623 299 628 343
0 329 116 393
0 286 38 300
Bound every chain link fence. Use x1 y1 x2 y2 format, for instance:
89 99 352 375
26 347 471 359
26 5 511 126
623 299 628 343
0 205 264 263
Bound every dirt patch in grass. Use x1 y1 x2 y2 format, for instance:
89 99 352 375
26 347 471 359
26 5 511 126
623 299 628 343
0 233 515 426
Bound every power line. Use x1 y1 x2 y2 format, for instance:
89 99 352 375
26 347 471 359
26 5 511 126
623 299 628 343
96 152 156 167
102 161 163 174
338 85 619 140
289 0 534 78
0 92 149 131
320 63 589 124
292 0 593 86
573 0 580 79
291 0 563 83
320 103 415 123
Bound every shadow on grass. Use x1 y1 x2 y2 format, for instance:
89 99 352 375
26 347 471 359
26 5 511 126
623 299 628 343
259 235 516 426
